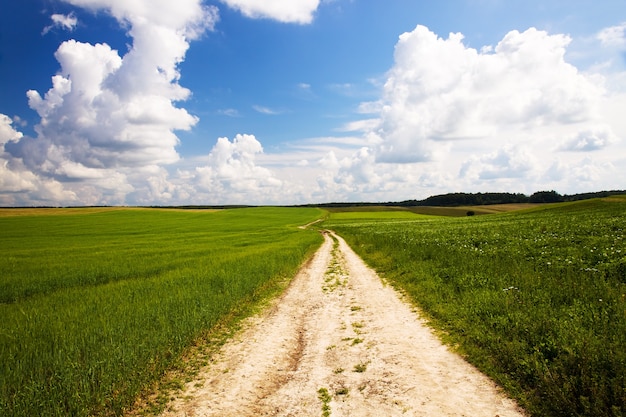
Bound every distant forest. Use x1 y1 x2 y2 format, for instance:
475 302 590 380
313 190 626 208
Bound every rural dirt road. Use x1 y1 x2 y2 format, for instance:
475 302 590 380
160 231 526 417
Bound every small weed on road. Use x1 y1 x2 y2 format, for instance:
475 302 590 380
318 387 332 417
353 362 368 373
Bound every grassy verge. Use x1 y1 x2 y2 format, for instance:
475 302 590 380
0 207 324 417
322 197 626 417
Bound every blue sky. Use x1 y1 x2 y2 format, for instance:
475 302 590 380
0 0 625 206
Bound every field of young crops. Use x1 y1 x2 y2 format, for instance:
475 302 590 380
323 197 626 417
0 207 324 417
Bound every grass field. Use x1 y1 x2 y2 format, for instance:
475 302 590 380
0 207 324 417
324 203 543 217
322 197 626 417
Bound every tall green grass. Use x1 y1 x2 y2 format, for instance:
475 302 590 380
0 207 323 416
323 198 626 417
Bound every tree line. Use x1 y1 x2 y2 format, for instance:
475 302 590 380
312 190 626 208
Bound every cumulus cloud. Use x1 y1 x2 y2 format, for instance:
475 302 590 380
0 115 80 205
65 0 219 39
2 0 219 205
372 25 610 164
0 115 23 145
43 12 79 35
190 134 285 203
220 0 320 24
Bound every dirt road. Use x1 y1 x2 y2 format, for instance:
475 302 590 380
161 231 525 416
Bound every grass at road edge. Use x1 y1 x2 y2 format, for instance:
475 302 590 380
128 256 313 416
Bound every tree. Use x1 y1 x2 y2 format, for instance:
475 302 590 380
529 190 563 203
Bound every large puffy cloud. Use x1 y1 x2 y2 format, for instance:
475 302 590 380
220 0 320 24
166 134 289 205
20 1 217 169
195 134 282 198
2 0 219 205
0 115 81 205
374 26 610 163
322 24 625 199
0 115 23 146
64 0 218 38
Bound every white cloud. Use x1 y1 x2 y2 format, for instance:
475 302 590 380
0 114 83 205
460 145 538 181
336 118 380 133
0 115 23 145
371 25 609 164
43 12 79 35
543 157 617 190
593 23 626 90
219 0 320 24
328 82 361 97
597 22 626 47
253 105 282 115
218 108 241 117
357 100 383 114
308 146 452 203
189 134 286 204
64 0 219 39
53 13 78 30
15 34 191 169
333 147 381 190
1 0 219 206
558 125 617 151
293 82 317 100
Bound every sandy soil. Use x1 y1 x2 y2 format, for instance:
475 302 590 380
160 231 526 417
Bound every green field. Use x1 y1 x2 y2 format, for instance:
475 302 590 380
0 207 324 416
2 200 625 417
323 203 543 217
322 197 626 417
